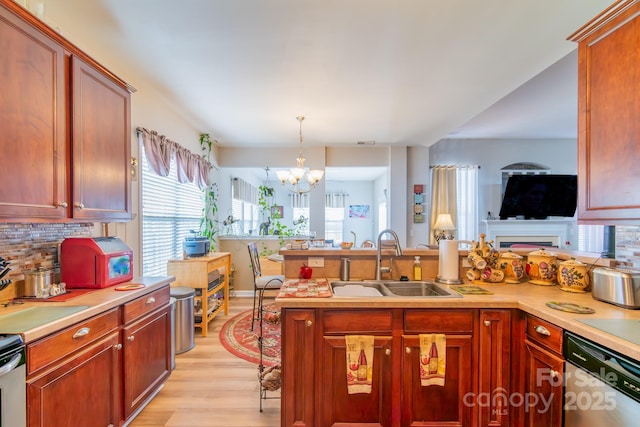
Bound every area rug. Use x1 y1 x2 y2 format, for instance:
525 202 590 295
219 304 281 367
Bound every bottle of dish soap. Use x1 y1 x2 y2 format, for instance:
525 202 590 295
413 256 422 280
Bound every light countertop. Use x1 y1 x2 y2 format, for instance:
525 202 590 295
0 276 174 343
276 279 640 361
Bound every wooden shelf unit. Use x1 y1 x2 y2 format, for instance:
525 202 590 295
167 252 231 336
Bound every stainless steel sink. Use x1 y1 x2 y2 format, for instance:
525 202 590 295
383 281 461 297
331 280 461 298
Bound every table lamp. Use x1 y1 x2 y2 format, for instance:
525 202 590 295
433 213 456 243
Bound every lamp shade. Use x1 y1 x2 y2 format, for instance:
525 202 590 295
434 213 455 230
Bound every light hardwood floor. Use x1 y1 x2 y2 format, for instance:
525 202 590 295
129 297 281 427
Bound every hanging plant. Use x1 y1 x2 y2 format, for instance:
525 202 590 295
199 133 219 250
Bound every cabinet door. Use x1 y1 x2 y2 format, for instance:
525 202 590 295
281 309 315 427
478 310 511 427
572 3 640 222
523 340 564 427
320 336 393 427
402 334 473 426
0 5 67 219
122 306 171 420
71 55 132 221
27 332 121 427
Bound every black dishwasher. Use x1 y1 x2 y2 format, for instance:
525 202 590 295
564 332 640 426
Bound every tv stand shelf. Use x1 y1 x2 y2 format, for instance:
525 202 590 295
167 252 231 336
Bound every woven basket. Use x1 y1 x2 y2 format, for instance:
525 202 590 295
262 309 281 326
260 364 282 391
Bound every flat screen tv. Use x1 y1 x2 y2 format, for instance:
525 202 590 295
499 174 577 220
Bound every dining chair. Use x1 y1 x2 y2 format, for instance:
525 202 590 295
247 242 284 331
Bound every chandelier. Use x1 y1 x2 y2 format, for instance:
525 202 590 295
275 116 324 194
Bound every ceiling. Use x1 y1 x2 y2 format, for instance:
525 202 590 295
42 0 613 149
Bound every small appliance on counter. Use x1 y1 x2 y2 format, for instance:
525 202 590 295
183 234 210 257
60 237 133 289
592 266 640 309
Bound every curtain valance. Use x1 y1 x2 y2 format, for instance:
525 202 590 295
326 192 348 208
137 127 212 190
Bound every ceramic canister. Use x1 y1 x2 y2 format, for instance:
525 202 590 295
526 248 558 286
557 258 591 293
498 250 525 283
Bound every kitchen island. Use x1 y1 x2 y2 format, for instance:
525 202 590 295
276 278 640 427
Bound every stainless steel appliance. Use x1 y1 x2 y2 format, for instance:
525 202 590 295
591 267 640 309
0 334 26 427
564 332 640 426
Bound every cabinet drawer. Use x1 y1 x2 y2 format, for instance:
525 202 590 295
27 308 119 375
404 310 474 333
123 287 170 324
322 309 394 334
525 314 563 354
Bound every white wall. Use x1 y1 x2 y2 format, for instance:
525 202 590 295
429 138 577 235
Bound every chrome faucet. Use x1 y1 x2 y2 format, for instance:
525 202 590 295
376 229 403 280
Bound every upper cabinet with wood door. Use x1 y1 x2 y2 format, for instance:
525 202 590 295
569 0 640 223
0 0 134 222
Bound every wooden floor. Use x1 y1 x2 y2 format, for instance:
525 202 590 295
129 297 281 427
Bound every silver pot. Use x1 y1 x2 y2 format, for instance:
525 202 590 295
21 268 54 298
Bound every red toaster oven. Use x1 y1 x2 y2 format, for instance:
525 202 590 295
61 237 133 288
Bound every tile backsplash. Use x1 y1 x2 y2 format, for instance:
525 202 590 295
0 223 93 298
614 226 640 268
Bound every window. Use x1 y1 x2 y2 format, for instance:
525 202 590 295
231 177 259 235
325 207 345 242
141 148 204 276
455 166 479 242
577 224 604 252
231 199 259 235
325 193 348 243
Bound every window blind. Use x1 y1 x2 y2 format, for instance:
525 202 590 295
141 147 204 276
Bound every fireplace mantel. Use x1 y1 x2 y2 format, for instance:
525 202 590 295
483 219 575 249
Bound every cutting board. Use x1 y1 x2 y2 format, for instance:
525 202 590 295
577 318 640 346
0 305 89 333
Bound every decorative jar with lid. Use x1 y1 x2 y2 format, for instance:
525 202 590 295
557 258 591 293
526 248 558 286
498 250 525 283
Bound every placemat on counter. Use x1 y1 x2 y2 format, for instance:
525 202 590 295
277 278 332 298
450 285 493 295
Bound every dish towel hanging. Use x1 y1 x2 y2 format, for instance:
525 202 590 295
345 335 374 394
419 334 446 386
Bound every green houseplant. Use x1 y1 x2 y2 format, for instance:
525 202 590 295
199 133 219 250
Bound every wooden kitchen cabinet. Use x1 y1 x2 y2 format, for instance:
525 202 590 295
282 308 514 427
478 310 511 427
25 285 171 427
122 288 172 420
27 332 121 427
320 309 395 426
522 314 564 427
281 309 316 427
569 1 640 222
0 2 67 220
71 56 132 221
0 0 133 222
402 309 475 426
26 308 121 427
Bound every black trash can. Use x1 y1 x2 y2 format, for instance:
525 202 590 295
170 287 195 354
